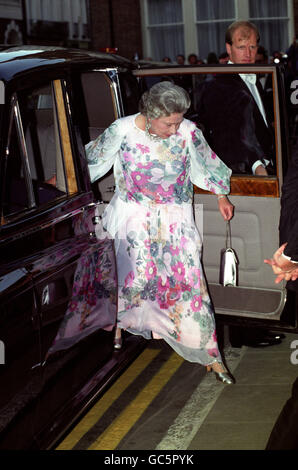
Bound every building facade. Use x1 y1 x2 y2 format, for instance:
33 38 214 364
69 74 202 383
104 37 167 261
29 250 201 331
140 0 297 63
0 0 297 63
0 0 24 44
89 0 142 59
0 0 90 48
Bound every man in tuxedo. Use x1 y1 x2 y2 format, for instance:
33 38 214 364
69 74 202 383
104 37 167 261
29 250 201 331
196 21 281 347
264 142 298 449
264 140 298 286
197 21 275 175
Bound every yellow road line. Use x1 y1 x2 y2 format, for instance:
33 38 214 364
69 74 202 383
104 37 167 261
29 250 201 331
57 348 160 450
88 352 184 450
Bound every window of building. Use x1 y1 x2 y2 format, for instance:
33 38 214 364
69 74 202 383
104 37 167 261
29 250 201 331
248 0 289 54
195 0 235 61
25 0 90 43
145 0 184 61
142 0 294 63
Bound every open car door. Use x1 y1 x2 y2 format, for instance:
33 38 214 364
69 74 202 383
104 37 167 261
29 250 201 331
133 63 297 334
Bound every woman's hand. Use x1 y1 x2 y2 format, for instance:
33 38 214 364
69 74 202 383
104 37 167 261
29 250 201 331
217 195 234 221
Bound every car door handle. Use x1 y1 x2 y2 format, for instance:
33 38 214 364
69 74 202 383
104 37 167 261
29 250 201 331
42 285 50 305
92 215 102 225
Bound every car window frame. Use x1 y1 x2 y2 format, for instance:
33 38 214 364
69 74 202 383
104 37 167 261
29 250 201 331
79 68 122 141
1 79 79 226
133 63 288 199
53 79 77 195
7 93 36 209
86 67 125 118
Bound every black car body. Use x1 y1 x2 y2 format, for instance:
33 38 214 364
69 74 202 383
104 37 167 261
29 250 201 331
0 46 297 449
0 46 142 449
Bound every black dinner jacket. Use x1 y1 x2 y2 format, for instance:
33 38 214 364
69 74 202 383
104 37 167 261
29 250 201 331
196 74 275 174
280 141 298 262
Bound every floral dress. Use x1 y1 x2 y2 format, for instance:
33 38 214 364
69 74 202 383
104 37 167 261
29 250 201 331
86 114 231 365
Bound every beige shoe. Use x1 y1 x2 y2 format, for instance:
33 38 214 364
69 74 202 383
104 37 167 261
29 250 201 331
113 328 122 350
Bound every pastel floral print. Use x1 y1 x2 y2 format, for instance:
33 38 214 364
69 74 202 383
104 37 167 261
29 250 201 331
85 114 232 365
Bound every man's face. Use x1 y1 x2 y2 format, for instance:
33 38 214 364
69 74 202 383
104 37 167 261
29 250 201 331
226 28 258 64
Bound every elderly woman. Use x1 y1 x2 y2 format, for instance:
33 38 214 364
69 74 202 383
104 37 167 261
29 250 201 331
86 81 235 384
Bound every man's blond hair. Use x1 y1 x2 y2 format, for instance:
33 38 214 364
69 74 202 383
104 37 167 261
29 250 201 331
225 21 260 45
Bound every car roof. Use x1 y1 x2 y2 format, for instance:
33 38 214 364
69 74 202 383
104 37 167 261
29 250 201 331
0 45 134 83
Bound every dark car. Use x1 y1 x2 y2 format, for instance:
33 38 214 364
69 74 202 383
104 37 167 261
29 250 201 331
0 46 297 449
0 46 143 449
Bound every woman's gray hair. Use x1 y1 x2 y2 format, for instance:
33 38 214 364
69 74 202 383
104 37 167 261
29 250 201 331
139 81 191 119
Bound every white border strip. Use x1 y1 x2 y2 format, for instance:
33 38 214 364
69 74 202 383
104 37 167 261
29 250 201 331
156 346 247 450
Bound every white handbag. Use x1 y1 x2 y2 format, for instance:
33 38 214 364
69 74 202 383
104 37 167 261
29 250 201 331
219 220 238 287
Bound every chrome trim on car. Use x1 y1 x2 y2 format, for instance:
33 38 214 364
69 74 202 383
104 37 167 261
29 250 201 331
12 94 36 208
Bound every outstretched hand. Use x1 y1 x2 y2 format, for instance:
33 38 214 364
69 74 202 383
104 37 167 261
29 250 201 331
264 243 298 283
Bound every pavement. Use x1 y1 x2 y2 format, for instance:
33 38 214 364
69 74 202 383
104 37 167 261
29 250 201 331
159 331 298 451
56 330 298 451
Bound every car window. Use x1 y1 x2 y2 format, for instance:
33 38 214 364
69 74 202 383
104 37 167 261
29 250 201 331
81 72 118 141
134 66 285 198
80 71 122 201
118 72 140 115
1 81 77 223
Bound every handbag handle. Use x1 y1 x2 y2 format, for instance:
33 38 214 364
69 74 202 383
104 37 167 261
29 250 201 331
225 220 232 249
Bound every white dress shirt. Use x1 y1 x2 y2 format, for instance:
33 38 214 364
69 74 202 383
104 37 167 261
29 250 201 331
239 72 268 126
229 61 269 173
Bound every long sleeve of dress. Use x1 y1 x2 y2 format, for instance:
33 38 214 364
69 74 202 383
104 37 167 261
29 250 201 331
187 121 232 194
85 119 124 183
